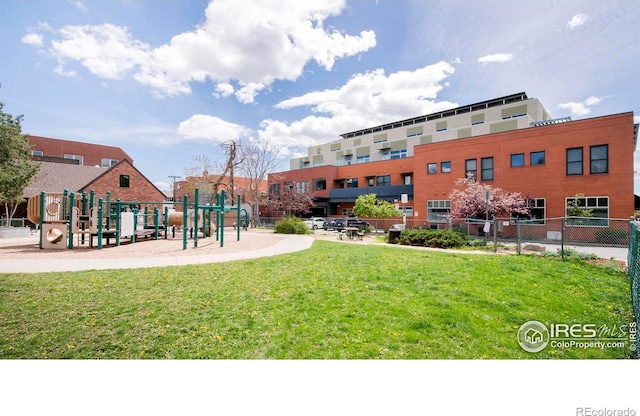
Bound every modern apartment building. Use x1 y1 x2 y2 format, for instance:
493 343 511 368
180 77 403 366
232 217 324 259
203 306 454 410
268 92 638 227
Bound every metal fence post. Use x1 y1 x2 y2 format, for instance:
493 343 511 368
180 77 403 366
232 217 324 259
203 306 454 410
561 217 566 261
493 217 498 253
516 218 521 255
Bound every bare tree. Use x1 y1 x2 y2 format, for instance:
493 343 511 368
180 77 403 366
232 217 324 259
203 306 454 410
236 137 280 225
183 141 240 205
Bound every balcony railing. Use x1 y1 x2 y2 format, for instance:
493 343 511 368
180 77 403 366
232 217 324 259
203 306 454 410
329 185 413 202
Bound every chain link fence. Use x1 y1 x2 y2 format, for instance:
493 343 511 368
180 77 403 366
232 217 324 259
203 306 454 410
450 217 630 263
627 221 640 357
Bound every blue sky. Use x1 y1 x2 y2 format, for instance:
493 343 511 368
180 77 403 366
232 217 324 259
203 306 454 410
1 0 639 192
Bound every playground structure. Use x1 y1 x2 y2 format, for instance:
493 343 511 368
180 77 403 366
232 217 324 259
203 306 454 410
26 188 244 250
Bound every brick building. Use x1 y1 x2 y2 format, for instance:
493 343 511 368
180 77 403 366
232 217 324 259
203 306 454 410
28 135 133 167
268 92 638 229
17 137 166 225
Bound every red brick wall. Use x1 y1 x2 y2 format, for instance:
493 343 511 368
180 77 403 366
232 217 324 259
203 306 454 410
80 160 165 203
29 135 133 167
413 112 635 221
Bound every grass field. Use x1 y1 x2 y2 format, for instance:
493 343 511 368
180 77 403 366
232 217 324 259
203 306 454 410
0 240 634 359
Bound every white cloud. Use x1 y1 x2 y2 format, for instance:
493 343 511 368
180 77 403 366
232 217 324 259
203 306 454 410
213 82 234 98
567 13 590 30
260 62 457 151
22 33 43 48
44 0 376 102
634 116 640 125
51 24 150 80
235 82 266 104
557 96 602 117
68 0 88 12
477 53 513 64
177 115 252 143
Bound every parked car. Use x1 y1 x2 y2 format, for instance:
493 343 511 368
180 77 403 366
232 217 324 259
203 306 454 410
303 217 326 230
334 217 370 232
322 218 337 230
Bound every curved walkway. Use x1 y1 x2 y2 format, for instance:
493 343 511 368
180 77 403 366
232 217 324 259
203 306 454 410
0 233 315 274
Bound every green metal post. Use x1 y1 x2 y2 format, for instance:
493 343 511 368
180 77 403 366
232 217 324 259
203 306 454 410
132 207 138 244
182 194 188 250
220 189 225 248
68 192 75 249
164 207 169 239
194 187 199 248
97 198 104 250
89 190 95 211
38 191 45 249
144 206 149 228
115 199 121 246
154 207 159 240
81 192 87 245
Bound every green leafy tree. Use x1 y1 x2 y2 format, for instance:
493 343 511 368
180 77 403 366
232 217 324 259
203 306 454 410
0 100 40 225
352 193 401 218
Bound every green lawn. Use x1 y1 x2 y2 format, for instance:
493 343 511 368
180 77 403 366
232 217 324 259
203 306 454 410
0 240 634 359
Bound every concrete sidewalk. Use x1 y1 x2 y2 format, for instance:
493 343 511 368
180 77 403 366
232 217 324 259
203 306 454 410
0 234 315 274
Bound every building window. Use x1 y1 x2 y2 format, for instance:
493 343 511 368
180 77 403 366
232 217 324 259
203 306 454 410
465 159 477 180
381 150 390 160
313 178 326 191
31 150 43 156
295 181 310 193
346 178 359 188
481 157 493 181
511 198 545 225
403 175 412 185
102 158 119 168
284 181 293 190
64 154 84 165
376 175 391 187
510 153 524 167
390 149 407 159
427 163 437 174
367 177 375 187
356 154 370 164
399 206 413 217
590 144 608 174
441 161 451 173
341 208 353 216
119 174 130 188
427 200 451 223
530 151 545 166
269 184 281 195
567 147 583 175
566 196 609 226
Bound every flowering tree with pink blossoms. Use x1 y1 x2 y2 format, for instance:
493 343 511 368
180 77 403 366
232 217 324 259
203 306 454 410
448 174 530 219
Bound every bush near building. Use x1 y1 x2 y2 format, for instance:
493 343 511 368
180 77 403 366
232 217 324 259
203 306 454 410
396 228 467 248
273 217 312 235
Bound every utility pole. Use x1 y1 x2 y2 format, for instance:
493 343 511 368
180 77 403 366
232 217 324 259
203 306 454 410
168 175 181 202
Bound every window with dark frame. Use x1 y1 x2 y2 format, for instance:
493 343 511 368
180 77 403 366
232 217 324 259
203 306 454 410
567 147 583 175
530 151 545 166
119 174 130 188
441 161 451 173
465 159 477 180
427 163 437 174
510 153 524 167
481 157 493 181
590 144 608 174
376 175 391 186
